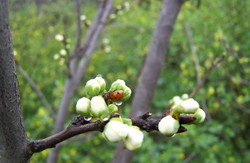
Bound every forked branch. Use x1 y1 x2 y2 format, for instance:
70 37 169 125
189 53 225 98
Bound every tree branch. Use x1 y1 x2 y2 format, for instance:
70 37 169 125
74 0 82 50
29 112 196 153
189 53 226 98
185 24 201 84
57 132 97 148
184 23 212 121
15 63 56 120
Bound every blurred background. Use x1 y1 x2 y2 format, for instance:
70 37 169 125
9 0 249 162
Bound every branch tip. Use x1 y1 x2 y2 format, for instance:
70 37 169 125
179 115 197 124
111 113 120 118
177 126 187 133
140 112 152 119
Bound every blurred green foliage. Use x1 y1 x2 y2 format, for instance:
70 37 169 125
9 0 249 162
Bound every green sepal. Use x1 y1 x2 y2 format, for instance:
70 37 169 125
108 104 118 114
192 108 206 124
122 118 132 126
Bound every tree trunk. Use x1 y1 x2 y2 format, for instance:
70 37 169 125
0 0 30 162
112 0 185 162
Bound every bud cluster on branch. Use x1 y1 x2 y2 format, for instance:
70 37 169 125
29 75 205 153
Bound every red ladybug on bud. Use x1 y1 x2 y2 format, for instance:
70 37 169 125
109 90 124 101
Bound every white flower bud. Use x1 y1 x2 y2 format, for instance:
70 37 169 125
109 14 116 20
80 15 87 21
104 46 111 53
53 54 60 60
172 96 182 105
193 108 206 124
181 93 189 100
178 98 199 114
110 79 126 92
158 115 180 137
55 34 64 41
124 2 130 11
102 38 110 44
85 79 101 98
60 49 67 56
95 76 106 93
90 96 108 117
103 118 128 142
124 126 144 150
169 96 182 110
76 97 91 117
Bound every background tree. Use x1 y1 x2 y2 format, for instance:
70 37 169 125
112 0 185 162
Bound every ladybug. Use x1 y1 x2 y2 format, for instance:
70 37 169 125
110 90 124 101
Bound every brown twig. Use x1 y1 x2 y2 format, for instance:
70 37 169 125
189 53 226 98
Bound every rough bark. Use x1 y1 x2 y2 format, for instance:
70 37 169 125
47 0 114 162
0 0 30 162
112 0 185 162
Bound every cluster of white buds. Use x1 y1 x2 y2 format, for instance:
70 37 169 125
76 76 131 120
54 34 71 65
80 14 91 27
55 34 64 41
109 1 130 21
102 38 111 53
76 95 118 119
76 76 207 150
103 118 144 150
158 94 206 136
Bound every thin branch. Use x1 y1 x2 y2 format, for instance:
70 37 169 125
235 104 250 114
15 63 56 120
218 65 249 85
74 0 82 49
184 152 197 163
185 24 201 84
184 23 211 121
189 53 226 98
29 112 196 153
